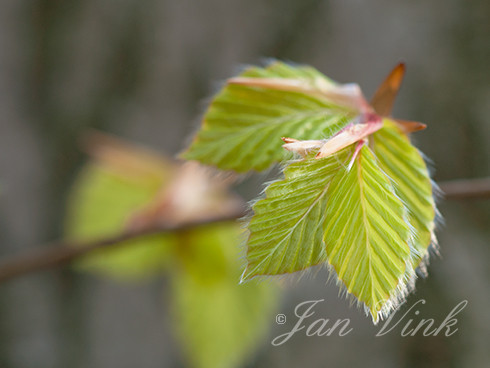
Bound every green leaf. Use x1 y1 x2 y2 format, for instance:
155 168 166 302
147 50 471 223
171 223 278 368
243 144 413 322
323 145 412 321
65 163 176 279
241 149 352 280
372 119 436 270
181 61 357 172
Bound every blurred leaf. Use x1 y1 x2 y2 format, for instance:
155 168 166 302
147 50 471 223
65 162 176 279
171 223 278 368
372 119 436 270
182 60 361 172
129 161 243 228
67 133 279 368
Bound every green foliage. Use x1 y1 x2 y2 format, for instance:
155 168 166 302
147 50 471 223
65 163 176 279
66 147 279 368
181 61 357 172
243 144 417 321
68 60 437 349
242 150 350 280
372 119 436 269
323 145 412 321
171 224 277 368
183 61 438 322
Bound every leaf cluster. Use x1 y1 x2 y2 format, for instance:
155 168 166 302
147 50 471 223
183 61 438 322
65 133 278 368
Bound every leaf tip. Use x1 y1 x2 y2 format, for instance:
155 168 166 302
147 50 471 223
371 62 407 116
394 119 427 134
177 150 189 161
281 137 297 143
391 62 406 88
371 312 380 325
239 269 252 284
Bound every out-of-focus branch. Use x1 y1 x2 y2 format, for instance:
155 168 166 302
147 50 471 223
0 177 489 285
439 177 490 200
0 209 245 284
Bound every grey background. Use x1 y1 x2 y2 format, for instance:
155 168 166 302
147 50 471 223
0 0 489 367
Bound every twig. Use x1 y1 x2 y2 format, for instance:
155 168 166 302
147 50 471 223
0 210 246 284
438 177 490 200
0 177 489 284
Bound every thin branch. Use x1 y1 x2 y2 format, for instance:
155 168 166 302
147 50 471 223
0 177 489 285
0 209 246 284
438 177 490 200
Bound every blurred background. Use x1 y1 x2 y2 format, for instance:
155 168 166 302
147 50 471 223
0 0 489 367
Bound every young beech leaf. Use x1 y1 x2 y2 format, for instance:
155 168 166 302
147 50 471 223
65 162 177 279
242 143 417 322
241 148 352 280
323 145 413 322
65 133 244 280
171 223 278 368
372 119 437 271
67 133 280 368
181 61 364 172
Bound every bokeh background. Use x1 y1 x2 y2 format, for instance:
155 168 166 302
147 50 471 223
0 0 489 367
